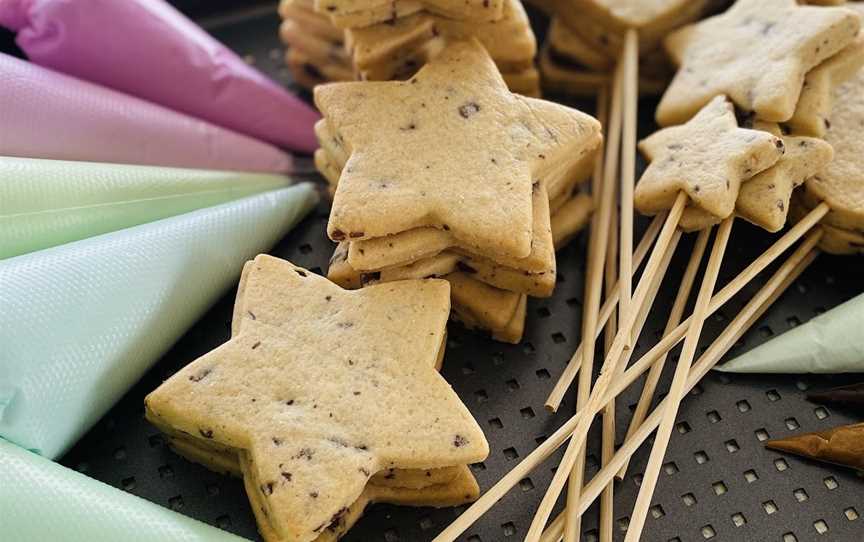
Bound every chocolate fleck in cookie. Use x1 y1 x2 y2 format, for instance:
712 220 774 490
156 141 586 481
315 39 601 260
145 255 487 542
659 0 860 126
635 96 784 221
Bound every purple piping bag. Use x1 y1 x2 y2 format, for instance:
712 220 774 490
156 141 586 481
0 53 292 173
1 0 320 153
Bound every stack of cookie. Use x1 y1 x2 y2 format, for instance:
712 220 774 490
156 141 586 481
314 40 600 343
534 0 725 96
146 255 490 542
278 0 540 96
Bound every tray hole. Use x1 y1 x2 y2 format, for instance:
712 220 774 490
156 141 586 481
503 447 519 460
813 519 828 534
774 458 789 472
824 476 838 490
537 307 551 318
551 332 566 344
585 454 599 469
470 462 486 472
706 410 722 423
785 417 800 430
113 447 127 461
474 389 488 403
633 473 643 487
535 368 549 379
783 533 798 542
467 536 481 542
309 266 323 276
724 439 740 453
650 504 665 519
744 469 758 483
121 477 136 490
501 522 516 536
814 406 829 420
505 379 520 391
520 407 535 419
565 297 580 308
519 478 535 492
663 462 679 475
158 465 174 479
675 421 691 434
148 434 164 448
584 529 598 542
731 512 746 527
758 325 773 338
712 481 727 496
787 316 800 327
206 483 220 496
795 380 809 391
716 373 732 384
216 515 231 529
690 383 704 396
701 524 716 539
534 435 547 445
668 538 682 542
682 493 697 507
617 516 630 532
461 363 476 375
845 507 859 521
168 495 184 511
713 311 727 323
793 487 809 502
488 417 503 429
299 243 312 254
694 450 709 464
755 428 770 441
556 272 566 283
419 517 434 530
762 500 778 515
384 528 399 542
766 389 781 402
736 400 751 413
492 353 505 366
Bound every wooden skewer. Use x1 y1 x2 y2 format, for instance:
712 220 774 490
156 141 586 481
599 188 619 542
615 226 710 480
624 217 734 542
432 217 824 542
619 28 639 349
545 214 663 412
562 60 623 542
540 240 820 542
533 193 687 542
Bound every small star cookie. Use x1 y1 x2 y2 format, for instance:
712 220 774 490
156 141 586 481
658 0 860 125
315 39 601 260
635 96 785 221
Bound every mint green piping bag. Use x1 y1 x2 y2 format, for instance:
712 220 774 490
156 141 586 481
0 155 292 259
0 438 248 541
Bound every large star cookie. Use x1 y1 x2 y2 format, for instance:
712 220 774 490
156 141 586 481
315 39 601 260
145 255 488 542
635 96 785 220
658 0 860 126
801 63 864 231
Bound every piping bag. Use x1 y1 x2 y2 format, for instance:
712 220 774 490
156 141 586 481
716 292 864 373
0 438 248 541
0 156 291 260
0 185 319 459
0 0 319 153
0 53 292 173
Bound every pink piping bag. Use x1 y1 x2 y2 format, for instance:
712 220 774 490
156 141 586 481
0 0 320 153
0 53 292 173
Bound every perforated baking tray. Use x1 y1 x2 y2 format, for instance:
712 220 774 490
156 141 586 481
32 4 864 541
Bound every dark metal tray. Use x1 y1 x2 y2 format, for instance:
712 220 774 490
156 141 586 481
44 4 864 542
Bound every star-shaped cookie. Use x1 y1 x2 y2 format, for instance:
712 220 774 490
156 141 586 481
801 59 864 232
145 255 488 542
316 0 504 27
315 39 602 260
786 31 864 137
658 0 861 126
635 96 785 220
